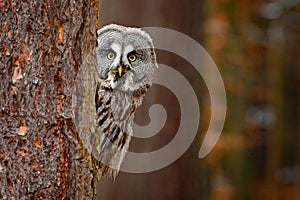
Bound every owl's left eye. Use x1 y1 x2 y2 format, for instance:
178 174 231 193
128 53 137 62
107 52 115 60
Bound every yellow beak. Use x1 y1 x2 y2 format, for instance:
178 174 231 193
117 66 123 77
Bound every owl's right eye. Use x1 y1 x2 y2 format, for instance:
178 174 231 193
107 52 115 60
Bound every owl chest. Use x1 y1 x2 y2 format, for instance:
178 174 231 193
96 90 136 136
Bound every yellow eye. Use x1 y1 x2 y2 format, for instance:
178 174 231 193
107 52 115 60
128 54 136 62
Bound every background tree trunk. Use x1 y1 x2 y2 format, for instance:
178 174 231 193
0 0 100 199
98 0 206 199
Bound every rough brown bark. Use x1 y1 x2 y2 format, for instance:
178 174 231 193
0 0 100 199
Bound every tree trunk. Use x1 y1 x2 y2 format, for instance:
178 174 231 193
99 0 205 199
0 0 100 199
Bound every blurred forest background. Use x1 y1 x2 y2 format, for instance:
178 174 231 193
97 0 300 199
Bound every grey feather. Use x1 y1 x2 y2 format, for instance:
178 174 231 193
93 24 157 181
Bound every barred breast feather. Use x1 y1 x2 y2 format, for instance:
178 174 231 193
92 83 148 181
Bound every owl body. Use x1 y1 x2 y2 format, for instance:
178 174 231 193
93 24 157 180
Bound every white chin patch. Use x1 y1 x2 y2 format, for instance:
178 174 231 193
102 70 134 91
102 71 117 89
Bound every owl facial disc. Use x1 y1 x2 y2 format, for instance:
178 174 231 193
96 24 157 92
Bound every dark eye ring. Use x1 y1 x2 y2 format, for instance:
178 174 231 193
128 53 137 62
107 52 115 60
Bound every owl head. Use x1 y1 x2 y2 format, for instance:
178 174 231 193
96 24 157 92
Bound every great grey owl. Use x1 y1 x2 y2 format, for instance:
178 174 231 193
93 24 157 181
